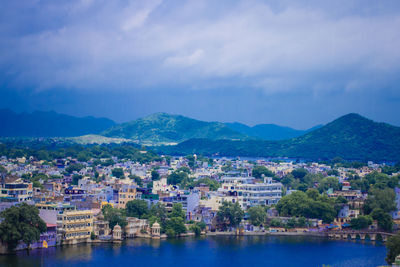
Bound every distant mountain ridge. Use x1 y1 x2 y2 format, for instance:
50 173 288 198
102 112 249 145
0 109 115 137
224 122 322 140
1 109 399 161
158 113 400 162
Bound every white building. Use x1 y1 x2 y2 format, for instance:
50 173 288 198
218 175 283 209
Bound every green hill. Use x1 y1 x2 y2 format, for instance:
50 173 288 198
159 113 400 162
0 109 116 137
102 113 249 145
225 122 322 140
66 135 135 145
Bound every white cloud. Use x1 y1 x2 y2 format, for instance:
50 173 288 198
164 49 204 67
0 0 400 94
121 0 162 31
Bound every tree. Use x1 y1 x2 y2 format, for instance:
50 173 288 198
130 175 143 187
165 217 187 237
126 200 149 219
248 206 266 226
216 202 244 230
252 166 274 179
386 233 400 264
291 168 308 179
350 215 373 230
0 165 7 177
170 203 185 220
276 191 337 223
327 169 339 176
196 221 206 231
221 161 233 172
318 177 340 193
364 188 396 214
72 174 82 185
77 151 90 162
297 217 308 227
0 203 46 250
166 228 176 238
167 170 188 185
270 218 283 227
286 217 297 228
151 170 160 181
186 155 196 169
102 204 127 229
371 208 393 231
65 163 84 174
191 177 220 191
281 174 295 187
177 167 191 174
190 224 201 236
149 202 167 224
112 168 124 179
306 188 320 200
297 183 308 192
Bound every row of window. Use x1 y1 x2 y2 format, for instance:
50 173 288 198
242 193 281 197
64 223 91 228
119 194 135 199
65 232 90 238
226 186 281 191
63 215 92 220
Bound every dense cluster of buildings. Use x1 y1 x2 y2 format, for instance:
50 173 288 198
0 154 398 250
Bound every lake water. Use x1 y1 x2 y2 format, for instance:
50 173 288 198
0 236 387 267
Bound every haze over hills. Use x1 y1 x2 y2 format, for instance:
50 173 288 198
0 109 116 137
159 113 400 162
102 112 249 145
225 122 323 140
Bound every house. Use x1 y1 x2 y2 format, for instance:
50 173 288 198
57 210 94 245
117 185 137 209
218 175 283 209
0 178 33 202
125 217 149 237
93 213 111 239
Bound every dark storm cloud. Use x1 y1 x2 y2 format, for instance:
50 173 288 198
0 0 400 127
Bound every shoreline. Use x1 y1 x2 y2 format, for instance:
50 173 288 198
206 231 326 237
2 230 387 255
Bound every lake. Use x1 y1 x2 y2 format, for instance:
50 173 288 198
0 236 387 267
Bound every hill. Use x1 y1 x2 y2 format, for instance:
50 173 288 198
158 113 400 162
102 113 249 145
225 122 322 140
0 109 116 137
65 135 135 145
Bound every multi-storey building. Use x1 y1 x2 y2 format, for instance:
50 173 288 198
125 217 149 237
36 202 76 224
161 190 200 217
117 185 137 209
218 175 283 209
57 210 93 245
0 178 33 202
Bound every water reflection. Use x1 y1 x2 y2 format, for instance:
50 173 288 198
0 236 386 267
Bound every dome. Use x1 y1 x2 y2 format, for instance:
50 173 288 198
114 224 121 230
152 222 160 228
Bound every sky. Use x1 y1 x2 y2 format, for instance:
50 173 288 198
0 0 400 129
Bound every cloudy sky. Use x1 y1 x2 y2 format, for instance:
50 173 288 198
1 0 400 129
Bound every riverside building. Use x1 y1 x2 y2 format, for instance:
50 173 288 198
218 174 283 209
57 210 94 245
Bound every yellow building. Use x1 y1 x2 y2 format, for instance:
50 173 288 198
117 186 137 209
57 210 93 245
0 179 33 202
